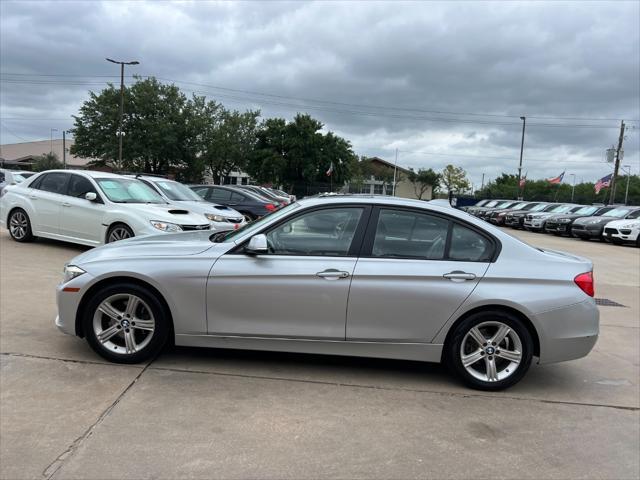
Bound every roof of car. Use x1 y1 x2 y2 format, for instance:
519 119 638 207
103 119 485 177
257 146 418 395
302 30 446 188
36 169 126 179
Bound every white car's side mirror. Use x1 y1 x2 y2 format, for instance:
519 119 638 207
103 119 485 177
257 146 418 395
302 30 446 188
85 192 97 202
246 234 268 255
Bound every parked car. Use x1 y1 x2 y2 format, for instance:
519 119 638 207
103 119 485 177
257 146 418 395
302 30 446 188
475 201 521 220
0 170 211 246
572 207 640 241
56 196 598 391
544 205 614 236
523 204 581 232
465 199 507 215
460 199 492 212
0 169 35 196
603 218 640 246
269 187 296 203
235 185 290 206
128 175 245 231
504 203 553 229
486 202 545 226
190 184 278 221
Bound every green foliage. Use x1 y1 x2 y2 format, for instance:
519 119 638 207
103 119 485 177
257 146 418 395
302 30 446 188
32 152 63 172
408 168 440 199
441 164 470 194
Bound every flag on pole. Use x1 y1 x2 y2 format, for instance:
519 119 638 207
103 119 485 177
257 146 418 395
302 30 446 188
519 173 527 188
547 171 565 184
594 173 612 194
326 162 334 176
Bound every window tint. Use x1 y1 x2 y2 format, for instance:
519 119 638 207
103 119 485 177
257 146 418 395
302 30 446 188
67 175 97 198
372 209 449 260
191 187 209 198
627 210 640 219
266 207 363 256
449 224 492 262
230 192 246 202
37 173 69 194
210 188 232 201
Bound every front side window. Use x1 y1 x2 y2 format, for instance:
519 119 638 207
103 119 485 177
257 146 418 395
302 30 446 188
209 188 232 201
372 209 449 260
95 178 165 204
266 207 364 256
68 175 97 198
449 224 492 261
36 172 69 194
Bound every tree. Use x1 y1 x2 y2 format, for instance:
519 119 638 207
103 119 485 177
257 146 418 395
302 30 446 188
407 168 440 199
440 164 470 194
32 152 63 172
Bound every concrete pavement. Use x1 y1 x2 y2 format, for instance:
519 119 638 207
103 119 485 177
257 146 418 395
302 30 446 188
1 228 638 479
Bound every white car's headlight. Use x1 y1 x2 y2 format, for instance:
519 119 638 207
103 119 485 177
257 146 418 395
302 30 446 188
63 265 85 283
150 221 182 232
620 223 638 229
205 213 225 222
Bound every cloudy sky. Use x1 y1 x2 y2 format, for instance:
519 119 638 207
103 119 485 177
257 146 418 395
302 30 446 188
1 0 639 187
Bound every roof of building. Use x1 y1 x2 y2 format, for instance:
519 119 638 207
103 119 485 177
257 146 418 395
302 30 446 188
0 139 93 168
364 156 412 175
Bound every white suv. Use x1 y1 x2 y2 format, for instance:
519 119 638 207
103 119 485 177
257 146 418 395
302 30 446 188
603 218 640 246
0 170 211 246
129 175 245 231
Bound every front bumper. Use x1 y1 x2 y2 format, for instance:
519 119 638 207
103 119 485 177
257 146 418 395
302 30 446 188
55 274 93 336
524 218 545 230
603 226 640 243
505 216 525 227
571 224 603 238
544 222 571 234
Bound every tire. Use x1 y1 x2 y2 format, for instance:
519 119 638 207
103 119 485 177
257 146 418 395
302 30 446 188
82 283 170 364
8 208 34 242
579 237 590 241
444 310 534 391
107 223 134 243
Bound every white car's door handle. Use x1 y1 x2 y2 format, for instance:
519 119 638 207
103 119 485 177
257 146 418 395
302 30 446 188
61 202 71 207
29 195 38 200
316 269 350 279
443 271 477 281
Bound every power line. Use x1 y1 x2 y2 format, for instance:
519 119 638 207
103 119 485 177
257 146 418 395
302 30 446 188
0 122 29 142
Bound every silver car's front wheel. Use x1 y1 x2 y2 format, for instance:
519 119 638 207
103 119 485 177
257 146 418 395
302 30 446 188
8 209 34 242
446 311 534 391
107 224 134 243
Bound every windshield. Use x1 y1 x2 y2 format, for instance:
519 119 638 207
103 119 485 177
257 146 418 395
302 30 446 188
549 205 575 213
484 200 499 207
496 201 514 208
603 208 632 218
211 202 300 243
14 173 33 183
153 179 204 202
96 178 166 204
574 206 598 215
511 202 528 210
531 204 549 212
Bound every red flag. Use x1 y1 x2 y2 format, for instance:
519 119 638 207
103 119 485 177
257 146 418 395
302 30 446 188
547 171 565 184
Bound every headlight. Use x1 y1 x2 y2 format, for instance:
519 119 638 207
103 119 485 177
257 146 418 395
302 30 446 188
558 218 571 223
620 223 637 229
205 213 225 222
150 221 182 232
588 219 603 224
63 265 85 283
498 212 507 217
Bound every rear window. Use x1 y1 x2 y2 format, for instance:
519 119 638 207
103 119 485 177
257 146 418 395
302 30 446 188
36 173 69 194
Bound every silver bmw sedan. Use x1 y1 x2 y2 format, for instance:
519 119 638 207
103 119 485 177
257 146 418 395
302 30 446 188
56 195 598 390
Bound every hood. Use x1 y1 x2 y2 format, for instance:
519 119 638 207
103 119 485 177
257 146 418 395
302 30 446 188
69 230 222 265
604 218 640 228
573 216 617 225
528 211 558 219
171 200 242 218
120 203 207 224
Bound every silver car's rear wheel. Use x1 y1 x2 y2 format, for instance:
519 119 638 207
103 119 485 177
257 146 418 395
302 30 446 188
460 321 523 383
93 294 155 355
8 209 34 242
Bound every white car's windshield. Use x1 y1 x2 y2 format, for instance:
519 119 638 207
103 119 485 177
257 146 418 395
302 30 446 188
484 201 499 207
511 203 528 210
550 205 575 213
96 178 166 204
574 206 599 215
496 201 514 208
604 208 632 218
153 180 204 202
14 173 33 183
531 204 549 212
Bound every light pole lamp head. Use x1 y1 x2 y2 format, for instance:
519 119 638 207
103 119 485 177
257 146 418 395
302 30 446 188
520 116 526 121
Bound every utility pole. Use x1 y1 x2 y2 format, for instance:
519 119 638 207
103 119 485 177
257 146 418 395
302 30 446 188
392 148 398 196
608 120 625 205
481 173 485 190
622 165 631 205
570 174 576 202
517 116 526 199
106 58 140 166
62 131 66 168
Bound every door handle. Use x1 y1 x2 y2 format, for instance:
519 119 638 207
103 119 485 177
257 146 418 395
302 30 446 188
61 202 71 207
29 195 38 200
316 269 350 279
443 271 476 281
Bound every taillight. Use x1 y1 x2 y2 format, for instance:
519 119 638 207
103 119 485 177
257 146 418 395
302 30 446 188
574 272 594 297
265 203 277 212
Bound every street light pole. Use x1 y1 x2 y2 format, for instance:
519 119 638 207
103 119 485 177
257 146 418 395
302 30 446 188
106 58 140 166
517 116 526 200
570 174 576 202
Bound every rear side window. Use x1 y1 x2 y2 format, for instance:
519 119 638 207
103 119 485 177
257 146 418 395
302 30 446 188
230 192 246 202
67 175 97 198
191 187 209 198
210 188 232 201
36 173 69 194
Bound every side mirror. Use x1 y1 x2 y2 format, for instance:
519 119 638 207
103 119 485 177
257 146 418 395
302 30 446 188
85 192 97 202
246 234 268 255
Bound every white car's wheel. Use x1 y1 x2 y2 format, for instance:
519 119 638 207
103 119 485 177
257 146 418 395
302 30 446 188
8 209 34 243
107 224 134 243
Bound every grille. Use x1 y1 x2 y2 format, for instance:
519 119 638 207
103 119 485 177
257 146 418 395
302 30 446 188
595 298 627 308
572 224 585 230
604 228 618 235
180 224 211 231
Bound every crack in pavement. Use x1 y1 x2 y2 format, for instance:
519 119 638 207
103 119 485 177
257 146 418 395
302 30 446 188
0 351 142 368
41 362 152 480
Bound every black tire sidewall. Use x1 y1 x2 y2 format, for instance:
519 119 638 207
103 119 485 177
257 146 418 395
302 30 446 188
445 311 534 391
82 283 169 364
8 208 34 242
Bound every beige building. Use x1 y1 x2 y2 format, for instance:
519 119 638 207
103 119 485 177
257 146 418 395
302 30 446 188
347 157 433 200
0 139 92 170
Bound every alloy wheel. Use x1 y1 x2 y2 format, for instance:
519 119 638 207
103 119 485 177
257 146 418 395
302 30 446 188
108 226 132 243
9 211 28 240
460 321 523 382
93 294 155 355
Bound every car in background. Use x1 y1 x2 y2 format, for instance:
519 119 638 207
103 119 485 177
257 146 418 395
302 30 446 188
603 218 640 246
505 203 553 229
544 205 614 236
55 195 598 391
460 199 491 212
464 199 507 215
190 184 278 221
523 204 581 232
236 185 290 206
128 175 245 232
0 169 35 196
269 187 296 203
487 202 546 226
0 170 210 246
474 201 521 220
572 207 640 241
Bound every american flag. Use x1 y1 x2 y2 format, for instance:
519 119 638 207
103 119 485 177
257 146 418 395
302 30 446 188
594 173 612 194
519 173 527 188
325 162 334 176
547 171 565 184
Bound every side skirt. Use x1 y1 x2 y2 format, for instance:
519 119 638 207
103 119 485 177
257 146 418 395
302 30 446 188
175 334 443 363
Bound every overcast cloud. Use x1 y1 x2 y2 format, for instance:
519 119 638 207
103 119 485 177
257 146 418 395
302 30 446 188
1 0 639 186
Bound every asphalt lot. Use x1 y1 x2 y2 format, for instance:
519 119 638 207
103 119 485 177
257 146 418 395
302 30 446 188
1 227 638 480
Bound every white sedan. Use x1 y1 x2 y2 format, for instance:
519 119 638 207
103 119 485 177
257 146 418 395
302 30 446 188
603 218 640 246
0 170 211 246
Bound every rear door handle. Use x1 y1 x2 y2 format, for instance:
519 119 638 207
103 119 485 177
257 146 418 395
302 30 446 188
29 195 38 200
61 202 71 207
443 271 477 281
316 269 350 279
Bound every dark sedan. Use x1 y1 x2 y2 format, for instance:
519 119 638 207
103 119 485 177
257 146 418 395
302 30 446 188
544 205 614 236
571 207 640 241
504 203 553 228
190 185 278 221
486 202 546 226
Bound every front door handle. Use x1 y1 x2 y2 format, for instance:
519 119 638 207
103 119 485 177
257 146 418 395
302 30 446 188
443 271 476 281
316 269 350 279
61 202 71 208
29 195 38 200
